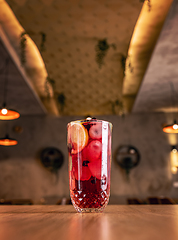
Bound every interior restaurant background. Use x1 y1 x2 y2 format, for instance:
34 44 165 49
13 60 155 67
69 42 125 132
0 113 177 204
0 0 178 204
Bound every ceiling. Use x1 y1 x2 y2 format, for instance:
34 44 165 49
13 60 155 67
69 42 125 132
0 0 176 117
133 0 178 113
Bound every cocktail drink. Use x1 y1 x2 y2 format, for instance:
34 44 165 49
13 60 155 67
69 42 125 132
67 118 112 213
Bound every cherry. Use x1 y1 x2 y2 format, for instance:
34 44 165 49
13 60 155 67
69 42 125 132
88 158 102 179
89 122 102 139
79 166 91 181
81 146 88 161
87 140 102 162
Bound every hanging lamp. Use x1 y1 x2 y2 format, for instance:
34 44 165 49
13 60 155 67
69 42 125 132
0 59 20 120
162 120 178 133
0 122 18 146
0 134 18 146
0 103 20 120
162 82 178 133
171 145 178 153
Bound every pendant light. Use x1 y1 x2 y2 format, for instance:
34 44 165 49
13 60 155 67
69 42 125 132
0 58 20 120
0 103 20 120
0 122 18 146
171 145 178 153
162 82 178 133
0 134 18 146
162 121 178 133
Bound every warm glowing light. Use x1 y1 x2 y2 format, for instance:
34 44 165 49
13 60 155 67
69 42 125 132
173 124 178 130
167 134 177 146
170 151 178 174
172 148 177 154
0 138 18 146
163 124 178 133
0 109 20 120
1 108 8 115
171 167 177 174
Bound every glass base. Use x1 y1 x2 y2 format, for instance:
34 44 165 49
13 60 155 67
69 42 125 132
75 207 105 213
71 198 109 213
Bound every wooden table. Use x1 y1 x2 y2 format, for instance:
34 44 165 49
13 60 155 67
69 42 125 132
0 205 177 240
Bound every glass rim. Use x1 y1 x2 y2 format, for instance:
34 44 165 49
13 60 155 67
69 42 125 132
67 118 112 127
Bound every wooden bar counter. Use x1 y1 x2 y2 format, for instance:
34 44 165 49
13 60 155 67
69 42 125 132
0 205 177 240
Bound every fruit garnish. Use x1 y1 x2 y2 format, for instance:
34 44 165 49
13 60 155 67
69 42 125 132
88 158 102 179
89 122 102 139
87 140 102 162
72 154 91 181
79 166 91 181
68 122 88 154
81 145 88 160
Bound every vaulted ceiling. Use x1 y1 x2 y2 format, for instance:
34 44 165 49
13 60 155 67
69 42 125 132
0 0 176 116
133 0 178 113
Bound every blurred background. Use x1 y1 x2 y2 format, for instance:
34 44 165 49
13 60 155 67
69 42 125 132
0 0 178 205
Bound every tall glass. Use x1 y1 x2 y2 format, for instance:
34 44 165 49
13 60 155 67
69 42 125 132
67 118 112 213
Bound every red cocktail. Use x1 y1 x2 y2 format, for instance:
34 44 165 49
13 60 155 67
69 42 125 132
67 118 112 213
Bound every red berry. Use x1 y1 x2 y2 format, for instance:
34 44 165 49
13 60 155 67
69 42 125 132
88 158 102 179
87 140 102 162
71 153 91 181
89 122 102 139
80 166 91 181
81 146 88 161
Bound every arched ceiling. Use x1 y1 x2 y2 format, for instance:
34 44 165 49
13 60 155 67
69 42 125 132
123 0 173 112
0 0 175 116
133 0 178 113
